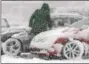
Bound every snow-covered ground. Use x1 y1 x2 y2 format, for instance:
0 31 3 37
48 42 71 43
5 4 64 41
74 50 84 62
1 53 89 63
1 24 89 63
2 1 89 63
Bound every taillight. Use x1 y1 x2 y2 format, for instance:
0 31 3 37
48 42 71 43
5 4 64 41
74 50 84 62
80 38 89 44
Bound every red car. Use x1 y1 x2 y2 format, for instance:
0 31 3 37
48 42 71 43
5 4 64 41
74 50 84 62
29 18 89 59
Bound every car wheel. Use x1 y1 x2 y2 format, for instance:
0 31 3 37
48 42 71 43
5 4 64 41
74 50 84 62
2 38 22 56
39 55 50 60
1 47 4 55
63 40 84 59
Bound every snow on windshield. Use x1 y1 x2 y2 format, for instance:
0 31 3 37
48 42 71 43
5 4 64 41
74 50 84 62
69 18 89 28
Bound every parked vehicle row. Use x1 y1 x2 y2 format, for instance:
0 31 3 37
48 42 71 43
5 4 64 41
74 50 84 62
1 18 89 60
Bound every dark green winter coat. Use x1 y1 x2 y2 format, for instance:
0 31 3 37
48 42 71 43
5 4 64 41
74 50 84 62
29 3 52 35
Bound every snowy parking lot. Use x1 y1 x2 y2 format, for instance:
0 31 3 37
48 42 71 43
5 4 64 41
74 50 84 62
2 1 89 63
1 53 89 63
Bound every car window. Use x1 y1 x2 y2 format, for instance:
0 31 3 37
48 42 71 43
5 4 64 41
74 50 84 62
81 25 89 30
1 18 10 28
69 18 89 29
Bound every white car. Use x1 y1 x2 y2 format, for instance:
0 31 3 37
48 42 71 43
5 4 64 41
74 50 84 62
50 11 85 27
1 18 32 56
29 18 89 60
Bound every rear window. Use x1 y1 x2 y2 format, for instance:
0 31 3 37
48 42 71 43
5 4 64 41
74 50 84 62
69 18 89 29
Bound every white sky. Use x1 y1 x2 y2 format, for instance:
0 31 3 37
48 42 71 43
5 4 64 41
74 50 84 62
2 1 89 26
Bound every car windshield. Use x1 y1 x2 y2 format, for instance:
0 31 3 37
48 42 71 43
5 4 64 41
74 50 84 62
69 18 89 29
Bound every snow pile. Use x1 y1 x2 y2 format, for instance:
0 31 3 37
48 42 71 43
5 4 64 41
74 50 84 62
1 55 89 63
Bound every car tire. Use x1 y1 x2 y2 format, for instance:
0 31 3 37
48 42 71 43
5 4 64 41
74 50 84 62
1 48 4 55
2 38 22 56
63 40 84 59
1 43 4 55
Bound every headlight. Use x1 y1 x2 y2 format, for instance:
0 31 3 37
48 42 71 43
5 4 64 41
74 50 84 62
30 37 47 49
31 31 49 43
36 38 46 43
11 33 20 37
32 36 48 43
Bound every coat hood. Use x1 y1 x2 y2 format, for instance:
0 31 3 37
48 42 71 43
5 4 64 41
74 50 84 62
41 3 50 11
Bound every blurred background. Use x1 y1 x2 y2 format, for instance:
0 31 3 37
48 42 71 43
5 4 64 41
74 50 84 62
2 1 89 27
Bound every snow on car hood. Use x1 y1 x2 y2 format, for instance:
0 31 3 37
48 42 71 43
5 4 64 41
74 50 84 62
30 27 69 49
76 27 89 39
30 26 82 49
2 25 31 34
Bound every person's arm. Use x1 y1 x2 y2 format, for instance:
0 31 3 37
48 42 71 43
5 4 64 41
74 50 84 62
47 13 52 28
29 12 35 27
29 9 39 27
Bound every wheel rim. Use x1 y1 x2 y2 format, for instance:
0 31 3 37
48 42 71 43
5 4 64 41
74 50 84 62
5 39 21 56
64 42 81 59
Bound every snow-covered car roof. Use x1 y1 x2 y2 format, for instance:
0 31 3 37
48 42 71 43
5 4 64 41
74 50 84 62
51 13 81 16
1 18 32 34
51 12 83 19
1 18 10 28
69 18 89 29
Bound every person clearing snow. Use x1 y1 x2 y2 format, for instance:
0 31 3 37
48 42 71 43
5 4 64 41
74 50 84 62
29 3 52 35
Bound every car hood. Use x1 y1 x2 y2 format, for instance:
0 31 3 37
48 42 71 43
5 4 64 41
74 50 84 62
2 25 31 35
33 27 69 40
30 27 69 49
